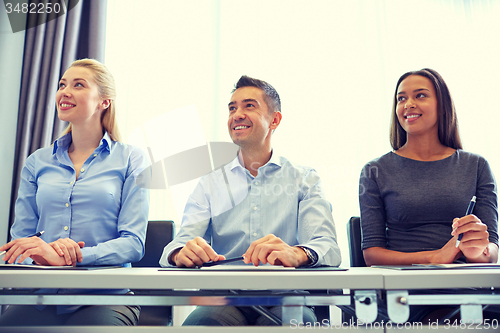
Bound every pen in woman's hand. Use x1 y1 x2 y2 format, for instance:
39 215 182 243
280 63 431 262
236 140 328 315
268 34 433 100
0 230 45 257
455 196 476 247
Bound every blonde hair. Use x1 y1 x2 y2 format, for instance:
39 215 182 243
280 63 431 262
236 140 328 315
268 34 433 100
59 58 121 141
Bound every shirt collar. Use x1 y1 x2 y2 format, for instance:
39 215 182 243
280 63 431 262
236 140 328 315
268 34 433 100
53 132 72 154
99 132 112 152
52 131 112 154
229 149 282 171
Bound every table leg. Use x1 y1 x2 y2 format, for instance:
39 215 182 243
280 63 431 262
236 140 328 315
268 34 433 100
354 290 378 324
460 304 483 323
386 290 410 323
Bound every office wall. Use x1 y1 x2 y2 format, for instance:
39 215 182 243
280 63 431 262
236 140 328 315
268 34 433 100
106 1 500 266
0 10 25 246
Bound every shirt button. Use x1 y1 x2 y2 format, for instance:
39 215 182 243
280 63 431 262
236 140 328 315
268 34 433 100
254 182 259 185
65 203 69 207
253 233 257 237
93 154 97 157
253 206 258 210
80 168 85 172
64 226 69 231
69 181 74 185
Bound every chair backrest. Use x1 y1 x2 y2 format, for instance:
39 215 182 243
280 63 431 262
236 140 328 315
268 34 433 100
347 216 367 267
134 220 175 268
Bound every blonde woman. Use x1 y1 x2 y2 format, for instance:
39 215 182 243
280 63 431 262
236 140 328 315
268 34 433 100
0 59 149 326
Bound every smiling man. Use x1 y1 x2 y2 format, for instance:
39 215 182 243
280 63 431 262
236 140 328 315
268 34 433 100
160 76 341 326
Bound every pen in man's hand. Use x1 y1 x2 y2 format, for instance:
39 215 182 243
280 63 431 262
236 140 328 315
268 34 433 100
0 230 45 257
455 196 476 247
201 256 244 267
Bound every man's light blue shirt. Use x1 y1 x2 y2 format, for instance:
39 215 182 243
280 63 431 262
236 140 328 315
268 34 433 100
12 132 149 267
160 151 341 267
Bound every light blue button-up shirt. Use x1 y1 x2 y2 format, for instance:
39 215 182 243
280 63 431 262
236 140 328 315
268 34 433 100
160 151 341 267
12 132 149 267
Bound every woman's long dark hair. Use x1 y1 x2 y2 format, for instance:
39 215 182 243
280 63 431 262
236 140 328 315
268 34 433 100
389 68 462 150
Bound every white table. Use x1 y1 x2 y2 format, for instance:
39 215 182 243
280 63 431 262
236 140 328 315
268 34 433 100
1 266 499 331
376 267 500 324
0 266 382 326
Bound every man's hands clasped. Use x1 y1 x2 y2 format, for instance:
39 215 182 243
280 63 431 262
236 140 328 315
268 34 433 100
172 234 309 268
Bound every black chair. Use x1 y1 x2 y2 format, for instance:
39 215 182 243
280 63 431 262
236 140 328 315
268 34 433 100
341 216 366 323
347 216 366 267
133 220 175 326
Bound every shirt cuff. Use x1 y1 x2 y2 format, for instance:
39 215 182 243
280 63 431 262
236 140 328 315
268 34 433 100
296 246 319 267
78 247 96 266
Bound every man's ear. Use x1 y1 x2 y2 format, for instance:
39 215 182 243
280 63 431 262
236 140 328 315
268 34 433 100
270 111 282 130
